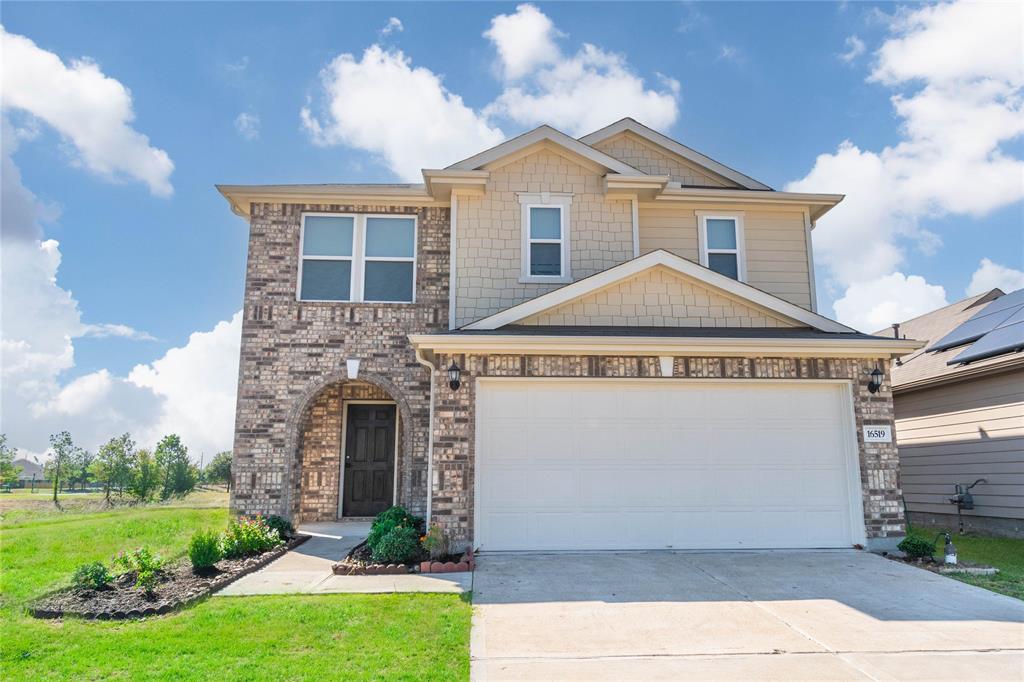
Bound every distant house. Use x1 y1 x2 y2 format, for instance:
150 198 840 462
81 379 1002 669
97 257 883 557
13 458 44 482
884 288 1024 538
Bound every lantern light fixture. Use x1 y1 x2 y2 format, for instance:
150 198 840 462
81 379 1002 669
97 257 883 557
867 367 883 394
447 360 462 391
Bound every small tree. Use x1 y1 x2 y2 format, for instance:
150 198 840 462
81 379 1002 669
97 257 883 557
204 451 232 489
47 431 77 504
69 447 96 491
154 434 196 499
93 434 136 503
0 435 21 487
128 448 161 502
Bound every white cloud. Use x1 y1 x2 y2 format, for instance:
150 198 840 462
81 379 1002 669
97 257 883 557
234 112 260 140
967 258 1024 297
380 17 403 37
0 26 174 196
484 3 562 80
839 35 866 63
717 45 742 63
301 45 505 181
79 323 157 341
786 0 1023 318
834 272 948 333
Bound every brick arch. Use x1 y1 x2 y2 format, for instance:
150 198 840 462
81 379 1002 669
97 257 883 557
282 369 416 520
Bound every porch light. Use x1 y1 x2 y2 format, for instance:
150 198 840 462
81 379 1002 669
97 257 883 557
447 360 462 391
867 367 883 394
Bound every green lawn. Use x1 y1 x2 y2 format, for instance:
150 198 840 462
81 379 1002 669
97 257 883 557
905 529 1024 600
0 500 471 681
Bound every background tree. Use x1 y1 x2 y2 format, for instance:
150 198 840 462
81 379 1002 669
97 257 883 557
68 448 96 491
0 434 21 487
47 431 77 504
154 434 196 499
204 451 232 489
128 448 161 502
92 434 136 502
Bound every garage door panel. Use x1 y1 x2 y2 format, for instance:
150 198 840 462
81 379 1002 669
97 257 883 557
477 380 859 550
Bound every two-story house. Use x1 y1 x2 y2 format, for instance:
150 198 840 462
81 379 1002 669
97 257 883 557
219 118 921 552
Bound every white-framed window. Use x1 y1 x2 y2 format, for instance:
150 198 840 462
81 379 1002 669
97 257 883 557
698 212 746 281
519 193 572 283
298 213 417 303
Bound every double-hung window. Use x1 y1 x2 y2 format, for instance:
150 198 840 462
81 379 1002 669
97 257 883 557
298 213 416 302
520 194 572 283
699 213 745 281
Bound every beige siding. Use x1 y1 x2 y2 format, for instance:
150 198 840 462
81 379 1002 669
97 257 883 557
638 205 813 309
592 131 739 187
895 370 1024 520
455 148 633 327
519 266 798 327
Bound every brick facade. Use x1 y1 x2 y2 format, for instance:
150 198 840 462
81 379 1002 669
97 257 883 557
429 353 904 546
230 202 449 522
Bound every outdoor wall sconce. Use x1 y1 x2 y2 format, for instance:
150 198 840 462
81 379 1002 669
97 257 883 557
867 367 883 394
447 360 462 391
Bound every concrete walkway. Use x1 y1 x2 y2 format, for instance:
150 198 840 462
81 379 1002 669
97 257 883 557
471 550 1024 680
216 521 471 596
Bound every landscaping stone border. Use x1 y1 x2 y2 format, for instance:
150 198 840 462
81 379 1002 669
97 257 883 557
30 535 310 620
332 561 411 576
419 552 475 574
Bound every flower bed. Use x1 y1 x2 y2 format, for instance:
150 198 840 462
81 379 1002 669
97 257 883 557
333 540 474 575
31 535 309 620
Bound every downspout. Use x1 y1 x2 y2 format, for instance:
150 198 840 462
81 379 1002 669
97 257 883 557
448 192 458 330
631 194 640 258
803 208 819 313
414 347 436 523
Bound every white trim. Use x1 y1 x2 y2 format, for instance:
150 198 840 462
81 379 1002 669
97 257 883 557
697 212 747 282
578 118 772 191
337 400 399 518
472 377 868 551
519 193 572 284
803 208 819 313
298 213 418 304
449 193 458 329
630 195 640 258
447 125 643 176
461 249 855 333
414 349 437 523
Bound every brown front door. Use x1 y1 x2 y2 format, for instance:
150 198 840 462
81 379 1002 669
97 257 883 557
342 403 396 517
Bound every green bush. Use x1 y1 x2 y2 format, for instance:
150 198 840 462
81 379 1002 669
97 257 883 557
72 561 113 590
367 506 423 551
188 530 223 570
264 514 295 540
371 525 422 564
221 515 283 559
898 535 935 559
113 547 164 593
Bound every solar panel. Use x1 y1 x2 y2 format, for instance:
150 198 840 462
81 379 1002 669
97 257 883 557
928 306 1017 351
948 320 1024 365
970 287 1024 316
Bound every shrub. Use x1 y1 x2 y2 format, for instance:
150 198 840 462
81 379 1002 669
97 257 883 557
264 514 295 541
421 522 449 559
367 506 423 551
371 525 422 564
113 547 164 593
72 561 113 590
188 530 223 570
221 515 283 559
898 535 935 559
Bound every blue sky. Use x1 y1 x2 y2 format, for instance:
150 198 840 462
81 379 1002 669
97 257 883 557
2 1 1022 458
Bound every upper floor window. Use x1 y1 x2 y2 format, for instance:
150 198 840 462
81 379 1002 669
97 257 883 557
519 194 572 283
698 213 746 281
298 213 416 303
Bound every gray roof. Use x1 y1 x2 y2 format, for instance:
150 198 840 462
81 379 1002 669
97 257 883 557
445 325 887 340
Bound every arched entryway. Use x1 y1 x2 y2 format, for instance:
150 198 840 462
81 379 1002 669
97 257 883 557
283 371 415 523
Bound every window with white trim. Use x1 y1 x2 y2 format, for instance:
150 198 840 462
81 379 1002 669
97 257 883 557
520 193 572 283
298 213 416 302
699 214 745 281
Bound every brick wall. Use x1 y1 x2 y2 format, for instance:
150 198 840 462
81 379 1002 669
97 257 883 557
230 202 448 522
429 353 904 546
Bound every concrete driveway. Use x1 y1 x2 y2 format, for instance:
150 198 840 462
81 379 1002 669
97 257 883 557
471 551 1024 680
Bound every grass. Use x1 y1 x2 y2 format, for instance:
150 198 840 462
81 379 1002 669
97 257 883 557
904 529 1024 600
0 496 471 681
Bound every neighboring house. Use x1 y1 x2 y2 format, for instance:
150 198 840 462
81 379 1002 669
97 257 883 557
219 118 920 552
13 458 43 481
883 288 1024 538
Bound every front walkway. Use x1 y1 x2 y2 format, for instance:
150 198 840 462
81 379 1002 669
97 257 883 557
216 521 471 596
471 550 1024 680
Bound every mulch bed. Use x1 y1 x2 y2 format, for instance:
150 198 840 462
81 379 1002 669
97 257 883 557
31 534 310 620
884 553 998 575
332 541 473 575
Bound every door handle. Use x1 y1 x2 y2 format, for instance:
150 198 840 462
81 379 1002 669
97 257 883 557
345 462 352 469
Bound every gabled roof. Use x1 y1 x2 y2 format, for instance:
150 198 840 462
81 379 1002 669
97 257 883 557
884 288 1024 391
579 118 772 191
462 249 855 333
445 124 645 176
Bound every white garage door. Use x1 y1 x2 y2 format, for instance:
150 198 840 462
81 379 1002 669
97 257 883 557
475 380 863 551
